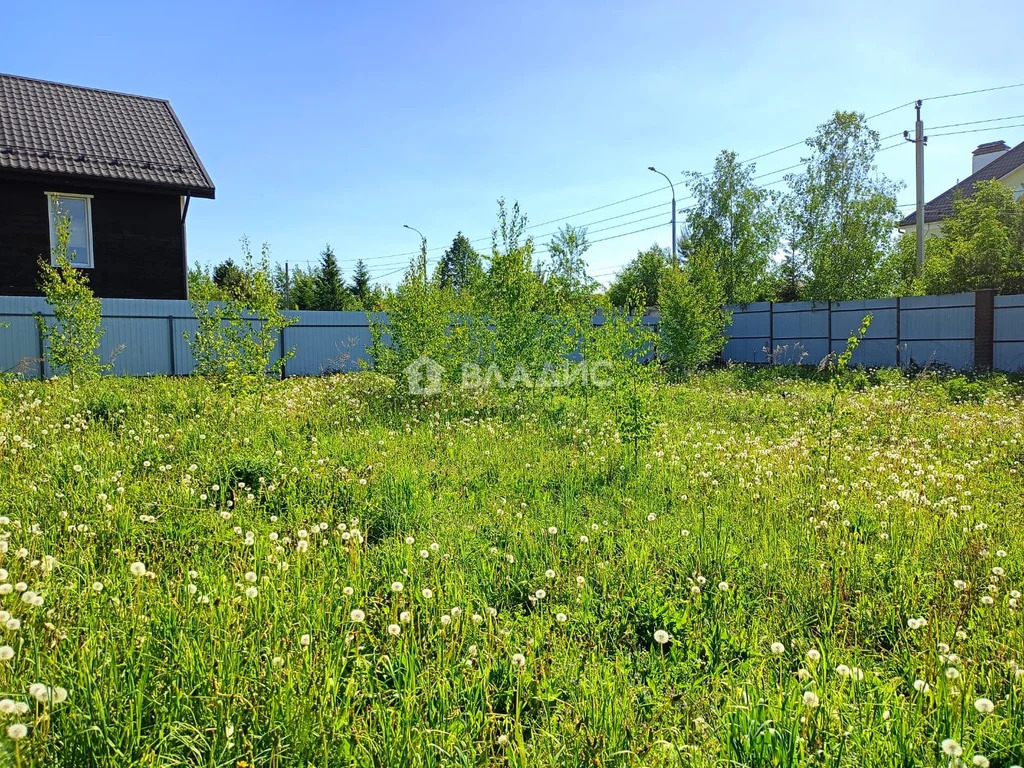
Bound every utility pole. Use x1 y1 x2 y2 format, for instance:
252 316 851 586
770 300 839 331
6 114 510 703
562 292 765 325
648 166 678 268
284 262 290 304
904 101 927 273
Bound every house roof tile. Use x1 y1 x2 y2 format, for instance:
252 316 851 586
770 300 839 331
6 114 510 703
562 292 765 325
0 73 214 198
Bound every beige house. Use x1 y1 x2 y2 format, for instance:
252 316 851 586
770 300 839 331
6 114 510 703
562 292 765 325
899 139 1024 237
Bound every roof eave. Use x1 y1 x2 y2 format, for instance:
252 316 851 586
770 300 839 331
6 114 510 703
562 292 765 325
0 166 215 198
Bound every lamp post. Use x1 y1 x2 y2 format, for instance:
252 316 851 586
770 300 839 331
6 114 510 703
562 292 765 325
403 224 427 278
648 166 677 269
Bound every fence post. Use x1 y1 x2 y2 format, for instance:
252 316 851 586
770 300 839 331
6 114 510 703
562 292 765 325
168 316 176 375
895 297 902 368
767 302 774 364
280 327 287 380
827 301 833 360
974 289 995 371
35 314 45 380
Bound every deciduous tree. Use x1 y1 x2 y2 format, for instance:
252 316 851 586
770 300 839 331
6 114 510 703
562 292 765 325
685 150 781 304
916 180 1024 295
785 111 901 301
606 244 670 311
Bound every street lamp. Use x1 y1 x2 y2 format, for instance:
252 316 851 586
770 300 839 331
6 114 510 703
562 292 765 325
647 166 677 269
403 224 427 277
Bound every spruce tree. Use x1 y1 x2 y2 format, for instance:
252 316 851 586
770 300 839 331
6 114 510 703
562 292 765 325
313 245 347 310
437 233 482 294
349 259 372 309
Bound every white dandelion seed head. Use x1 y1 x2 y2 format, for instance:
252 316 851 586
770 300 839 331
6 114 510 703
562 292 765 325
941 739 962 757
974 697 995 714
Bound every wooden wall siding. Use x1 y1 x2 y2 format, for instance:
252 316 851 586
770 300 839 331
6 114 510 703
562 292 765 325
1 293 1023 378
0 176 186 299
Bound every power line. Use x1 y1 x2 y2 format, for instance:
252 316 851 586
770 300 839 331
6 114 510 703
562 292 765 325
929 114 1024 131
866 101 918 120
523 183 679 231
923 82 1024 102
533 220 669 257
928 123 1024 139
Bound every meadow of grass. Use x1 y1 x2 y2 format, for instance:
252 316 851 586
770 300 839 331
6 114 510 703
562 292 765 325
0 367 1022 767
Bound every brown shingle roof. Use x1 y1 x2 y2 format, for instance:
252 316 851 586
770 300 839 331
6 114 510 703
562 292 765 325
0 73 214 198
899 139 1024 227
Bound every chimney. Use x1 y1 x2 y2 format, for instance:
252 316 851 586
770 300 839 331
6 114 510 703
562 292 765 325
972 140 1010 174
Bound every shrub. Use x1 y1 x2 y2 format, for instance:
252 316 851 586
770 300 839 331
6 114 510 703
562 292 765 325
368 256 473 392
945 376 985 404
36 212 107 382
658 246 728 376
188 237 296 385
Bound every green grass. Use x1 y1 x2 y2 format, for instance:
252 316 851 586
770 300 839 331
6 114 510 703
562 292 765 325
0 368 1022 767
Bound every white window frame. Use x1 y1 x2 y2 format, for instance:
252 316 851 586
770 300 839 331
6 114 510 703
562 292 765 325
45 192 95 268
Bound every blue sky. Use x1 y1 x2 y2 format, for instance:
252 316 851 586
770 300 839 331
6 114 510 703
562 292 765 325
5 1 1023 285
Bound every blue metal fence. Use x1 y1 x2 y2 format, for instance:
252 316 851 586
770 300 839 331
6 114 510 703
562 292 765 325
2 290 1023 377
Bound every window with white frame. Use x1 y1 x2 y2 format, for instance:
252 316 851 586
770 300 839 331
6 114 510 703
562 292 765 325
46 193 94 268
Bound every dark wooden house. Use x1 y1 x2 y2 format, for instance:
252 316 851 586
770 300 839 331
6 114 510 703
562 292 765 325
0 73 214 300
